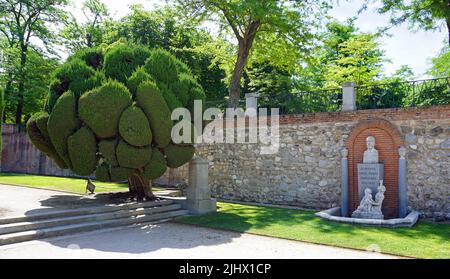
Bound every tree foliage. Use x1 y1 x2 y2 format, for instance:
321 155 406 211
374 0 450 45
175 0 331 107
27 45 203 198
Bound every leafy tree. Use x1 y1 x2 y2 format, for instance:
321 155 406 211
60 0 109 51
2 48 58 123
247 62 293 113
324 33 385 87
374 0 450 45
0 87 4 161
105 5 228 103
428 46 450 77
176 0 331 107
27 45 204 199
0 0 68 125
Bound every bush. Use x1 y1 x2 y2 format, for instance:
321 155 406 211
142 149 167 180
136 81 172 148
67 126 97 176
163 143 195 168
127 66 153 96
28 45 202 187
70 47 104 70
110 166 134 182
79 80 132 138
95 164 110 182
98 139 118 166
116 140 152 169
26 112 67 168
119 105 152 147
104 44 150 84
47 91 80 168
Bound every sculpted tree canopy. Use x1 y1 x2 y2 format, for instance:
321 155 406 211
27 45 205 199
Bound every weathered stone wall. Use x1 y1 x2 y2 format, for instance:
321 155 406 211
2 105 449 217
170 105 450 217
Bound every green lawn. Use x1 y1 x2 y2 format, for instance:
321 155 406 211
0 172 163 194
178 202 450 259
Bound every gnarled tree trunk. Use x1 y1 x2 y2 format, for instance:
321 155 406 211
128 171 154 201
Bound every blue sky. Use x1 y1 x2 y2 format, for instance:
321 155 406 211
69 0 447 78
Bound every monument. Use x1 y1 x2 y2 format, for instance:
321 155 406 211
352 180 386 219
352 136 386 219
357 136 384 201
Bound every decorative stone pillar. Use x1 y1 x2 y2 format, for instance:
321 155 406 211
342 82 357 112
245 93 258 117
398 146 408 218
186 156 217 215
340 148 349 216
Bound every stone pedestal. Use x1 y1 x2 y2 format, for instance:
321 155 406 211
186 156 216 215
357 163 384 201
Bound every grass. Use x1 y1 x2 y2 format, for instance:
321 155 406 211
0 172 164 195
178 202 450 259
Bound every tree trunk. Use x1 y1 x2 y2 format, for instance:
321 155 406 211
15 45 27 125
227 21 261 108
228 43 250 108
447 18 450 46
128 171 154 201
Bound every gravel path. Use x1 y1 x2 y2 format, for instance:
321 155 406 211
0 184 399 259
0 222 399 259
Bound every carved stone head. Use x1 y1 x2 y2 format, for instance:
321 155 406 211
366 136 376 150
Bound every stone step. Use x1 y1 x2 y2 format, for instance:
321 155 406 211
0 199 174 225
0 209 189 246
0 203 182 235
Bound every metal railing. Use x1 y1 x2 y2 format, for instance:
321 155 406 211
203 77 450 115
356 77 450 110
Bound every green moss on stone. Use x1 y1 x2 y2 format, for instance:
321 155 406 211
47 91 80 168
116 140 152 169
142 149 167 180
119 105 152 147
78 80 132 139
163 143 195 168
98 139 118 166
136 81 172 148
67 126 98 176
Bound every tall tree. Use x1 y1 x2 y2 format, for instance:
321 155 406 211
105 5 228 102
176 0 330 108
0 0 68 125
374 0 450 45
61 0 109 51
428 46 450 77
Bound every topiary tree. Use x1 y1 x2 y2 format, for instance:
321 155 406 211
27 44 205 199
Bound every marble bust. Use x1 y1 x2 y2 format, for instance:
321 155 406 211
363 136 379 163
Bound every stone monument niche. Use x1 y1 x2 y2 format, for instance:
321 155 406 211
346 120 403 219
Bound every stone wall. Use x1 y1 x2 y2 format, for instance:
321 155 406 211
2 105 449 217
170 105 450 217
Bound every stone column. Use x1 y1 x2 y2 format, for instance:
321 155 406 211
340 148 349 216
398 146 408 218
342 82 357 112
186 156 217 215
245 93 258 117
